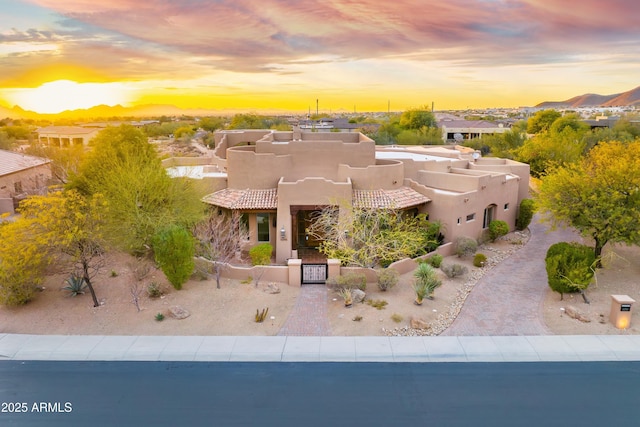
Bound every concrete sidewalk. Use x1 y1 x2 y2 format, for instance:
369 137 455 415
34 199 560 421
1 333 639 362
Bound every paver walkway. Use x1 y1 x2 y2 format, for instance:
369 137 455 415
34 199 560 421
442 216 582 336
277 285 332 336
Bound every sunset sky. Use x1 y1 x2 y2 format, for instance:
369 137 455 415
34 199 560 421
0 0 638 114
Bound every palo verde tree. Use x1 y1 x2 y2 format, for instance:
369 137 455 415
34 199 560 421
19 190 109 307
69 124 206 254
0 218 50 305
308 204 441 268
538 140 640 264
193 210 248 289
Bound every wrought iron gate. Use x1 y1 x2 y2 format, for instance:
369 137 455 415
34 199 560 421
301 263 327 284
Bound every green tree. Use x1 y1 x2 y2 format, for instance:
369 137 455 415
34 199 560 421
174 126 195 139
0 219 49 305
399 107 436 130
538 140 640 263
199 117 225 132
152 225 195 290
69 124 205 254
516 126 587 177
545 242 595 303
526 109 561 134
19 190 109 307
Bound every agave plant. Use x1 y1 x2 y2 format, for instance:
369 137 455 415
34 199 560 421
63 274 87 297
413 263 441 304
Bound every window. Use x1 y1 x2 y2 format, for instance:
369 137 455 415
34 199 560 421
257 213 270 242
457 217 461 225
466 213 475 222
504 203 509 210
14 181 23 194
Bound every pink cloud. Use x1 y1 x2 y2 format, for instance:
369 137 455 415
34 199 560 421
13 0 640 74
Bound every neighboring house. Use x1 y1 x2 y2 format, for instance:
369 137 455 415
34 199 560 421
439 119 510 142
195 129 529 264
36 126 101 146
0 149 51 214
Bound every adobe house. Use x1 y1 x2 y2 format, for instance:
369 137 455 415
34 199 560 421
0 149 51 215
196 129 529 264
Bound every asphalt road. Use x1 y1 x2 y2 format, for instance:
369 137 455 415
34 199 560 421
1 361 639 426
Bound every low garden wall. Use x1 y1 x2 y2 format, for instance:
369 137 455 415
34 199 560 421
207 242 454 287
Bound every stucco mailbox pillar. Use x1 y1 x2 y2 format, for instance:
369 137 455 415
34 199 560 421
609 294 635 329
288 259 302 287
327 259 341 282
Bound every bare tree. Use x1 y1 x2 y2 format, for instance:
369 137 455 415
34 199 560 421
193 210 248 288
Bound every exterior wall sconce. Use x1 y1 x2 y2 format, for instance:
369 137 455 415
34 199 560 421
280 226 286 240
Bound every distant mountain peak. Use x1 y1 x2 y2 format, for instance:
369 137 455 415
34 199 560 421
537 86 640 108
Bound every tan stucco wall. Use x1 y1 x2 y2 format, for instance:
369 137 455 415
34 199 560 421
338 159 405 190
275 177 353 263
200 130 530 263
0 164 51 214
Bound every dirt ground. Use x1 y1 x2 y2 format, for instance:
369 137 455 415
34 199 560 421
542 243 640 335
1 234 639 336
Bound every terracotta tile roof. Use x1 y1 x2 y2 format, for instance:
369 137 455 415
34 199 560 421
203 188 277 210
353 187 430 209
0 149 50 177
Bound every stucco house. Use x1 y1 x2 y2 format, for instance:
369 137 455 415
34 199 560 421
439 119 510 142
0 149 51 215
36 126 101 146
191 129 529 265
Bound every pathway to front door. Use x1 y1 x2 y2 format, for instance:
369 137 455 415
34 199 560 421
277 285 332 336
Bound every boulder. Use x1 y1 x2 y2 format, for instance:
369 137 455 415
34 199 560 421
564 305 590 323
351 289 366 304
263 283 281 294
410 316 430 329
168 305 191 320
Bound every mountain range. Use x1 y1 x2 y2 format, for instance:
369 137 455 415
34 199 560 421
2 85 639 120
536 86 640 108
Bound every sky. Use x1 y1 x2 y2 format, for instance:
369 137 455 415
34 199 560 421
0 0 638 114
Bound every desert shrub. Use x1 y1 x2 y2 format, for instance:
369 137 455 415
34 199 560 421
455 236 478 257
489 220 509 242
441 263 468 279
413 263 442 303
249 243 272 266
516 198 535 231
152 225 195 290
426 253 443 268
376 268 399 291
326 272 367 291
337 287 353 305
147 282 164 298
155 313 165 321
391 313 403 323
473 253 487 267
366 299 388 310
545 242 595 302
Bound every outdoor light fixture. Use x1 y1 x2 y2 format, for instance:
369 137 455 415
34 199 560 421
610 295 635 329
280 226 286 240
